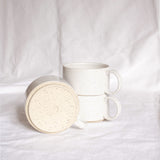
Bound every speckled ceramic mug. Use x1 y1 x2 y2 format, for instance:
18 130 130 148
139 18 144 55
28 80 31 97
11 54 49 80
78 94 121 122
25 75 84 133
63 63 121 96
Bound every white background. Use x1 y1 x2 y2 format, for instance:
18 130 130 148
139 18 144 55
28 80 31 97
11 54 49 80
0 0 160 160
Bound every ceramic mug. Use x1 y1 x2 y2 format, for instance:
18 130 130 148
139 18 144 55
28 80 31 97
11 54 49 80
78 94 121 122
25 75 84 133
63 63 121 95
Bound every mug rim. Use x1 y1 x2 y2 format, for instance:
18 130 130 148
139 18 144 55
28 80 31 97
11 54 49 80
63 62 109 70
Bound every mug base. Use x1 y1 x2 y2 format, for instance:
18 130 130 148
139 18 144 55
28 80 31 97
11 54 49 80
86 119 104 123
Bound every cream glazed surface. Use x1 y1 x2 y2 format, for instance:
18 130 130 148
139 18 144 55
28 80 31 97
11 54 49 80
25 76 79 133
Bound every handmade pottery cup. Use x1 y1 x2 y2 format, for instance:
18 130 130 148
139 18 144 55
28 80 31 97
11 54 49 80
63 63 121 95
25 75 84 133
78 95 121 122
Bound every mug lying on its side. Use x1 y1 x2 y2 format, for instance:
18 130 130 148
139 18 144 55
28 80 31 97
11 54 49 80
25 75 83 134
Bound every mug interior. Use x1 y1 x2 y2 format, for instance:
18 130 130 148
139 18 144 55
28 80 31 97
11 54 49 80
63 63 109 70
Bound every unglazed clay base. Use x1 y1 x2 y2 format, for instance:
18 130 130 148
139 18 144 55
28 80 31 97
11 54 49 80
25 81 79 133
86 119 104 123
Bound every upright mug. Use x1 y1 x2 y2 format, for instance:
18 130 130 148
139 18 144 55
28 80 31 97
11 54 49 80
63 63 121 95
78 95 121 122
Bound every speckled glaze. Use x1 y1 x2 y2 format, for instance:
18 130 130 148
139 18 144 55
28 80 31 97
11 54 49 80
63 63 121 95
25 76 80 133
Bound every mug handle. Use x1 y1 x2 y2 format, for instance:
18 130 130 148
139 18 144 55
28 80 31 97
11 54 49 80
73 115 86 129
104 95 121 121
106 69 121 95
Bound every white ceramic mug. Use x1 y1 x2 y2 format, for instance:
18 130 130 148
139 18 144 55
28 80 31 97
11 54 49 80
78 94 121 122
25 75 84 133
63 63 121 95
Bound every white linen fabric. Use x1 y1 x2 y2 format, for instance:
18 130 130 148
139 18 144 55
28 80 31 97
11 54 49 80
0 0 160 160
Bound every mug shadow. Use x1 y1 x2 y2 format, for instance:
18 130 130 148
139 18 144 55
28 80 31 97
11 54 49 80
16 104 35 131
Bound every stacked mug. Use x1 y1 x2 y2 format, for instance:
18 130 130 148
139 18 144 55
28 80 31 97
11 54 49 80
63 63 121 122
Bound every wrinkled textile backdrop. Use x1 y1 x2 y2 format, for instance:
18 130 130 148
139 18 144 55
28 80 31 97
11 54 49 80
0 0 160 160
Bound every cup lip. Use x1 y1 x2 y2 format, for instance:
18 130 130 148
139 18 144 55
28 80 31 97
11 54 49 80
63 62 109 70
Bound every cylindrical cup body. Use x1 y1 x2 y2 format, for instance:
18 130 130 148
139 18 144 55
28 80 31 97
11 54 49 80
78 95 106 122
63 63 109 95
